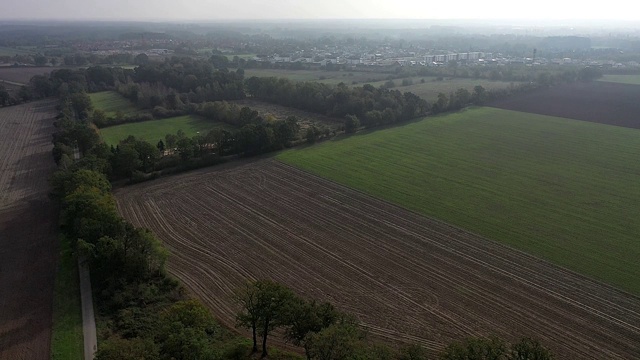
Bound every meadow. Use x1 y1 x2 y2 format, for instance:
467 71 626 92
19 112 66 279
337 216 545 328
386 77 519 101
242 69 518 101
243 68 392 84
278 107 640 295
599 74 640 85
89 91 141 117
100 115 232 145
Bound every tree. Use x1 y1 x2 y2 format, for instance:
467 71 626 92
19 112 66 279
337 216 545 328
508 338 553 360
235 281 262 353
165 133 177 149
176 137 195 160
344 114 360 134
113 145 142 179
284 299 340 359
306 126 319 144
454 88 471 108
61 186 122 246
440 337 507 360
50 168 111 201
399 344 428 360
154 300 219 360
133 140 160 172
69 92 94 119
578 67 602 82
235 280 295 357
91 109 108 127
95 336 159 360
134 53 149 66
305 321 365 360
0 87 11 106
472 85 487 105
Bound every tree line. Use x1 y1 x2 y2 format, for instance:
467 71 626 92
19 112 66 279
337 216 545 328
50 91 254 360
234 280 554 360
53 91 300 183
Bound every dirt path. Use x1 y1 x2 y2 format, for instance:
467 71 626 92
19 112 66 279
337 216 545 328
0 100 58 359
114 159 640 359
78 258 96 360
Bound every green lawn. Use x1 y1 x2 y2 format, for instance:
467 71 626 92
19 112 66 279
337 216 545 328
50 236 83 360
599 74 640 85
278 107 640 295
89 91 140 117
100 115 233 146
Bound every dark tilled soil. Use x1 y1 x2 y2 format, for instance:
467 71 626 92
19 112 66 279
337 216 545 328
0 100 58 360
489 81 640 129
115 159 640 360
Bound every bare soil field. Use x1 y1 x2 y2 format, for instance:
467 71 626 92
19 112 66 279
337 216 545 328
114 159 640 359
0 67 55 86
232 99 344 131
0 100 58 359
488 81 640 128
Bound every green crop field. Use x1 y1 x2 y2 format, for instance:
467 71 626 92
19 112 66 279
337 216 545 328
278 107 640 295
599 74 640 85
100 115 233 146
89 91 141 117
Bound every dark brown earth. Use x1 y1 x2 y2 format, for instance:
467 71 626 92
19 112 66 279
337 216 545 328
0 67 56 85
114 159 640 359
0 100 58 359
489 81 640 129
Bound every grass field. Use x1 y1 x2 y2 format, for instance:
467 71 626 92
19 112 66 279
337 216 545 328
243 68 392 84
372 77 519 101
242 69 518 101
89 91 140 117
50 236 83 360
100 115 232 145
0 46 36 56
599 74 640 85
278 107 640 295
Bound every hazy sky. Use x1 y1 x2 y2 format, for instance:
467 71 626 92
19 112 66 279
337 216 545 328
1 0 637 21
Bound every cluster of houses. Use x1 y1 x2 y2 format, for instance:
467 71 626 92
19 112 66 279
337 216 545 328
250 52 498 68
249 51 639 69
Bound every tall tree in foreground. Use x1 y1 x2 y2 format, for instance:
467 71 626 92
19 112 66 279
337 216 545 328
284 299 340 359
235 280 295 357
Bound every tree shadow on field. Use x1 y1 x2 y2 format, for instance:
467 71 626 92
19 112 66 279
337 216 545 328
0 200 57 359
8 150 55 203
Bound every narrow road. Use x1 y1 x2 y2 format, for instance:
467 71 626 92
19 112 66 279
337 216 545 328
78 257 96 360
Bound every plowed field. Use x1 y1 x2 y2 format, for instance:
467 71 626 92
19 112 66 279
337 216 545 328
489 81 640 128
114 160 640 359
0 100 58 359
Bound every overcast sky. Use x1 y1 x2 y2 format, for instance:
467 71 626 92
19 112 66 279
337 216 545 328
1 0 637 21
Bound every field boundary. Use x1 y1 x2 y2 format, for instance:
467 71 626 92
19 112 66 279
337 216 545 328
278 158 640 299
78 257 97 360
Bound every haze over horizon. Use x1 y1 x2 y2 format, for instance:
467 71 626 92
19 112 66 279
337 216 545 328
1 0 638 23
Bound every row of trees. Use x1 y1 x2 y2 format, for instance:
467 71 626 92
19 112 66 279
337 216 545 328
235 280 555 360
244 77 503 130
245 77 429 128
50 87 255 360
